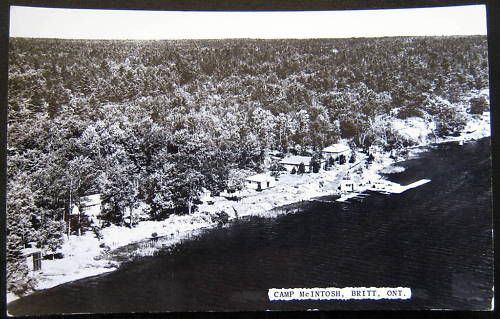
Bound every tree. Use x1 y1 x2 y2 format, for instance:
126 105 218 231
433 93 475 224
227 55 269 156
434 105 467 137
249 107 276 151
98 149 140 226
270 162 286 179
309 104 337 149
349 152 356 164
183 168 204 215
274 113 294 152
310 153 322 173
367 153 375 163
311 160 321 173
298 162 306 174
6 177 41 294
66 155 94 235
142 168 175 221
292 110 311 148
7 177 39 246
339 154 347 165
38 217 65 258
6 233 36 295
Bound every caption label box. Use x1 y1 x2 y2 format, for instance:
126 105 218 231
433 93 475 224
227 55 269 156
268 287 411 301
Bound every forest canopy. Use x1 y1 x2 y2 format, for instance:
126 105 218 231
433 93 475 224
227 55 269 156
6 36 489 294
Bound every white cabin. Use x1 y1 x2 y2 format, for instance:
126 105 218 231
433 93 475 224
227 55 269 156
340 179 356 193
279 155 313 172
245 174 276 191
199 188 213 203
21 246 42 272
322 143 350 161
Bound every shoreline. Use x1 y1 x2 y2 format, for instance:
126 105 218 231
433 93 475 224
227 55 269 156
7 112 491 304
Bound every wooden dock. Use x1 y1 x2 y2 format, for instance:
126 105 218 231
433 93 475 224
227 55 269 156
336 179 431 202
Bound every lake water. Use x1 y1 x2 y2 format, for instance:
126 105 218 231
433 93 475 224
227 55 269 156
8 138 493 315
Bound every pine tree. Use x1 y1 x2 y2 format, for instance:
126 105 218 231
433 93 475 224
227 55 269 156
6 178 39 294
367 153 375 163
310 154 321 173
349 152 356 164
298 162 306 174
339 154 346 165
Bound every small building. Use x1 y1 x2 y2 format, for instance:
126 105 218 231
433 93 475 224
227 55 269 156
245 174 276 191
340 179 355 193
268 150 285 161
199 188 213 204
322 143 350 161
220 189 241 200
268 150 283 157
279 155 314 172
22 246 42 272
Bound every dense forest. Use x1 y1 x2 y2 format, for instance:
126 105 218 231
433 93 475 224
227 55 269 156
7 36 489 293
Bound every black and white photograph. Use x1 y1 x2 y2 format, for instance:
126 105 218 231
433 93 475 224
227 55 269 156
4 2 495 315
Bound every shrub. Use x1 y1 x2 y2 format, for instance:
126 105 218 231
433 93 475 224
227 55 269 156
367 153 375 163
435 106 466 137
212 210 229 226
291 167 297 174
7 261 36 296
270 163 286 178
349 153 356 163
6 233 37 295
469 96 488 114
338 154 346 165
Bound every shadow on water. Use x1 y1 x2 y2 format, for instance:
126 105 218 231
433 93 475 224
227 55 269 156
8 138 493 315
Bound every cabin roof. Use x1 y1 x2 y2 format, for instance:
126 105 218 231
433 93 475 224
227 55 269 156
21 247 41 256
279 155 312 165
268 150 281 156
322 143 349 153
245 174 274 183
80 194 101 207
